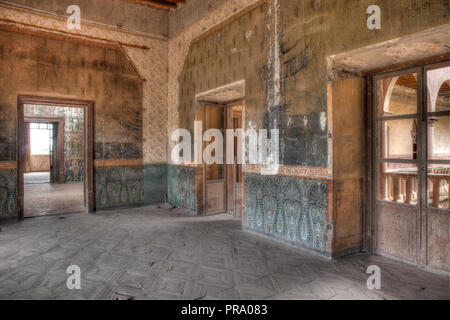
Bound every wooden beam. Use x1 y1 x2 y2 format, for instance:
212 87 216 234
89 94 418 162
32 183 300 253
0 18 150 50
128 0 179 10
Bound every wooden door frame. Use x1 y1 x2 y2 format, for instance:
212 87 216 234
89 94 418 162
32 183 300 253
225 101 244 217
24 117 65 183
198 100 245 216
364 57 450 257
17 95 95 219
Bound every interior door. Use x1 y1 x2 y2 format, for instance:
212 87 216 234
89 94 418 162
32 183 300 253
373 62 450 270
203 103 226 215
373 68 421 264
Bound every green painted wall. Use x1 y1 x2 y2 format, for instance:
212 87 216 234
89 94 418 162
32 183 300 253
167 164 180 207
95 166 144 209
144 164 167 205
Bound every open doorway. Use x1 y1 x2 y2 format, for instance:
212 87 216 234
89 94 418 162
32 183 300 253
194 81 246 217
18 96 94 219
195 101 244 217
24 119 64 185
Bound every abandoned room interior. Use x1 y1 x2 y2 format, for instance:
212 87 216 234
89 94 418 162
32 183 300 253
0 0 448 301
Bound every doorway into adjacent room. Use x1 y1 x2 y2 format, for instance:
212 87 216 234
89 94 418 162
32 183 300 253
18 96 94 218
196 101 244 217
194 80 246 217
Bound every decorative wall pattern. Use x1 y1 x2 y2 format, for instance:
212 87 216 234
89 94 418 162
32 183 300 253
167 0 263 154
24 105 85 183
95 166 144 209
0 170 17 218
167 164 196 212
244 164 330 180
0 28 144 217
244 173 328 253
179 165 196 211
0 3 168 164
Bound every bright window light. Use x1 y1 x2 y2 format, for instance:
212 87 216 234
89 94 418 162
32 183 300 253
30 126 50 155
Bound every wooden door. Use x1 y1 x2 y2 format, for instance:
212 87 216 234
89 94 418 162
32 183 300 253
203 103 226 215
372 61 450 272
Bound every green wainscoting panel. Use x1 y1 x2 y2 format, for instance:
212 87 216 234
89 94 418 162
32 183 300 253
95 165 144 209
144 164 167 205
167 164 196 212
0 169 17 218
244 173 329 254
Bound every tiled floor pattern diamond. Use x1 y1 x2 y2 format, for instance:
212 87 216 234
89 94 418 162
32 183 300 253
0 206 448 300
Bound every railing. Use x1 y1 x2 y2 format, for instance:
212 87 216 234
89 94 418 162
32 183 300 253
429 167 450 208
381 168 450 208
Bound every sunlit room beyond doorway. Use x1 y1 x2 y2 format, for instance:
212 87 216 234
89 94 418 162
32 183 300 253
23 105 87 218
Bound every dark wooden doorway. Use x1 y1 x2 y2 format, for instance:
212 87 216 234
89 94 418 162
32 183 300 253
17 95 95 219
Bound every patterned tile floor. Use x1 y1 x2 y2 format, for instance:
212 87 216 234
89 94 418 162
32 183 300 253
24 181 86 218
0 206 448 300
24 172 50 184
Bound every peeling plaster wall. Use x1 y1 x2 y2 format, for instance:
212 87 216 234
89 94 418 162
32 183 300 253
167 0 263 159
0 0 447 266
177 1 331 252
1 0 169 37
169 0 226 36
0 2 170 212
0 2 169 165
171 0 449 165
174 0 448 256
179 4 267 134
0 29 144 216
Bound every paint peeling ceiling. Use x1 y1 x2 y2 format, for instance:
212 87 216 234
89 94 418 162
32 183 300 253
330 25 450 74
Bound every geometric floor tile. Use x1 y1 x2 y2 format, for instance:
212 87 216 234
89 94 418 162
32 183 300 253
0 205 448 300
